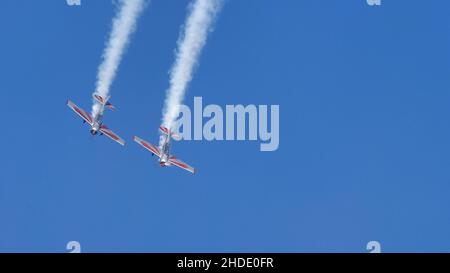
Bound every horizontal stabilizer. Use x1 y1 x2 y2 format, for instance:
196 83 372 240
93 94 115 110
159 125 181 141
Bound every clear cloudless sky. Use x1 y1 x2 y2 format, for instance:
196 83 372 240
1 0 450 252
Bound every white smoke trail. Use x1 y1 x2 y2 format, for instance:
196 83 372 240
92 0 146 117
161 0 223 133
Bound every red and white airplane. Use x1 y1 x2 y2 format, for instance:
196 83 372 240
134 126 195 174
66 94 125 146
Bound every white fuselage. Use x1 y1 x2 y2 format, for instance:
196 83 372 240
90 107 104 135
159 134 171 166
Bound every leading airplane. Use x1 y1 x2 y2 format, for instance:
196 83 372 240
134 126 195 174
66 94 125 146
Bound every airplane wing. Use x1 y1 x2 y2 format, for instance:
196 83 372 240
169 156 195 174
133 136 161 157
67 100 93 125
99 125 125 146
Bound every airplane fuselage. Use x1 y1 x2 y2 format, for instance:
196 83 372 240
90 112 103 135
159 135 171 166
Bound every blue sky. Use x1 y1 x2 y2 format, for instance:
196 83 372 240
1 0 450 252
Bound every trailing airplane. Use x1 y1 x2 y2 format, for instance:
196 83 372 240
134 126 195 174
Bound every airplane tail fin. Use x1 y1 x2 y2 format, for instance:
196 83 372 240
159 125 182 141
93 94 115 111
